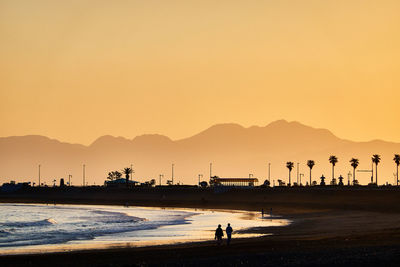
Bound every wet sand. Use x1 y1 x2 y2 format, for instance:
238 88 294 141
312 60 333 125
2 187 400 266
2 209 400 266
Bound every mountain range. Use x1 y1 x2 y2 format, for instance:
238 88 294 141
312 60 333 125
1 120 400 186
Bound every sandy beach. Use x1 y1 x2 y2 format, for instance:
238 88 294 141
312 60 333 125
1 187 400 266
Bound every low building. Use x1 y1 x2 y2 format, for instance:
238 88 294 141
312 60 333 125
210 176 258 187
105 178 140 188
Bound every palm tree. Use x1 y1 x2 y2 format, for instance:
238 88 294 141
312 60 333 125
114 171 122 180
371 154 381 185
394 154 400 186
123 167 133 187
107 171 122 181
349 158 359 185
307 160 315 186
286 162 294 186
329 155 338 180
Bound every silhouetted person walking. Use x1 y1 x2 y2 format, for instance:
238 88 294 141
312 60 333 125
226 223 233 245
215 224 223 245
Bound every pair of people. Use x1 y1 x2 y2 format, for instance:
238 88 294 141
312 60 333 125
215 223 233 245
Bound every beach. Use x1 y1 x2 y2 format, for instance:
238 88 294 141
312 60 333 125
1 187 400 266
0 204 288 254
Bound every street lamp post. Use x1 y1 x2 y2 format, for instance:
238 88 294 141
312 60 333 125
38 164 41 187
130 164 133 181
172 164 174 185
268 163 271 182
83 164 86 187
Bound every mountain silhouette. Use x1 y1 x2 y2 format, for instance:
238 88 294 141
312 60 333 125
1 120 400 186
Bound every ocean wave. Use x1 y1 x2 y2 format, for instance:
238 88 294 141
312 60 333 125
0 218 57 228
86 210 145 224
0 205 200 249
0 230 10 237
0 222 163 248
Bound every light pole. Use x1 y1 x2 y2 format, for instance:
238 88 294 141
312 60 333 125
38 164 41 187
297 163 299 184
69 174 72 187
268 163 271 182
371 160 374 184
198 174 203 186
159 174 163 186
130 164 133 181
210 163 212 178
172 164 174 185
83 164 86 187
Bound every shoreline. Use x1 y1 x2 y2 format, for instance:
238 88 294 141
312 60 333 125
2 214 400 266
2 189 400 266
0 203 288 256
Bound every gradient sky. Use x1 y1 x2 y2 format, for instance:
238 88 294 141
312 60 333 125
1 0 400 145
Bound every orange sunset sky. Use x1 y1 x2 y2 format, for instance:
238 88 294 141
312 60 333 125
1 0 400 145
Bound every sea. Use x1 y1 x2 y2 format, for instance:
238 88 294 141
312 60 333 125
0 203 289 254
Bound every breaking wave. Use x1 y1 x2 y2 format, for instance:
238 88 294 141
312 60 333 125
0 204 196 248
1 218 57 228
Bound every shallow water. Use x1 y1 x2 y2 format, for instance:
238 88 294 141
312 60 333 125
0 203 289 254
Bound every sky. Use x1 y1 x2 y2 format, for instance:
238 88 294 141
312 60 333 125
1 0 400 145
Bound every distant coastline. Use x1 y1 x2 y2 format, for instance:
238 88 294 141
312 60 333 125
1 186 400 214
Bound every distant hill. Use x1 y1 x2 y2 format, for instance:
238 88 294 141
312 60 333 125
1 120 400 186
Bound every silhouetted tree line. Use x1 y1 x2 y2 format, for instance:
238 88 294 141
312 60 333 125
283 154 400 187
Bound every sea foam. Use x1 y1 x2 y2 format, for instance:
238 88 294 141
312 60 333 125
0 204 195 248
